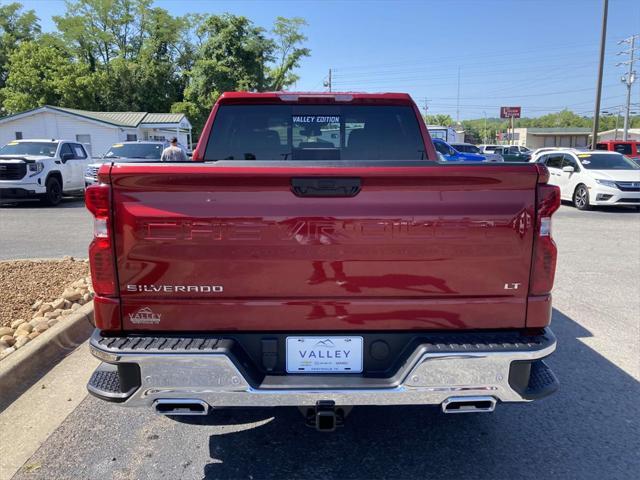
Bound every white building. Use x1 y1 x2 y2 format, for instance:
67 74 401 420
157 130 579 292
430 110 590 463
427 125 465 143
511 127 591 149
0 105 192 157
595 128 640 142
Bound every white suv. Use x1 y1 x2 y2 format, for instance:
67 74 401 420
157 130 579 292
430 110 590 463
536 149 640 210
0 139 91 206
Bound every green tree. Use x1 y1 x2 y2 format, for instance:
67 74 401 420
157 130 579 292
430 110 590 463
267 17 310 90
461 117 506 144
520 109 590 129
171 14 272 132
425 114 453 126
53 0 150 68
172 14 310 135
1 39 97 114
2 1 310 137
53 0 189 112
0 2 41 91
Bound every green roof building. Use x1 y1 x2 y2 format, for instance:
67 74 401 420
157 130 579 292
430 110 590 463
0 105 192 157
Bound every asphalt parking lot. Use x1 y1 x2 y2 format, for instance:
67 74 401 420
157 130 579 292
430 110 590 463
0 197 91 260
2 204 638 479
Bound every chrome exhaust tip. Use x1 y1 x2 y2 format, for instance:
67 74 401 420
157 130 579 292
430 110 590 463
441 396 497 414
153 399 210 416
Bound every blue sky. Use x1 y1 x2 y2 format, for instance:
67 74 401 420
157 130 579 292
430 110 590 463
15 0 640 120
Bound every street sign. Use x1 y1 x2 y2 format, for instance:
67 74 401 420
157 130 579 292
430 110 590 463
500 106 521 118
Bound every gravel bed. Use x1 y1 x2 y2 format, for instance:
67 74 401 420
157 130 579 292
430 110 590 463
0 258 90 327
0 257 94 360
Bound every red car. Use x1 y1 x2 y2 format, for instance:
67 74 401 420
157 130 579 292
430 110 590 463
596 140 640 161
85 92 560 431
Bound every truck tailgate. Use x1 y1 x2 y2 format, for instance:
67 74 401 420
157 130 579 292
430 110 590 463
110 163 539 331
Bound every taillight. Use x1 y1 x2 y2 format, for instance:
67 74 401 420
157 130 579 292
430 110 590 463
530 170 561 295
86 184 117 297
85 185 110 217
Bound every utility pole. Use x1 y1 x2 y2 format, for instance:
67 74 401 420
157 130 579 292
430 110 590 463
617 34 638 141
324 69 332 92
591 0 608 150
603 109 621 139
510 115 515 146
423 98 430 121
483 111 487 144
456 66 461 124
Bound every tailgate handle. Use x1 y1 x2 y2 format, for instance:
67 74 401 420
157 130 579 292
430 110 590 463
291 177 361 197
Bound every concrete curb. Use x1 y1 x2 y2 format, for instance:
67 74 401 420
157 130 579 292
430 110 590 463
0 302 94 412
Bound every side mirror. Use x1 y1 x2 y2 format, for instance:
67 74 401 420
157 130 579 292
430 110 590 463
562 166 575 173
61 152 74 162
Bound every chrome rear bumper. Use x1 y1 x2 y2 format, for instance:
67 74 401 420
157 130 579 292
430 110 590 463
88 329 558 408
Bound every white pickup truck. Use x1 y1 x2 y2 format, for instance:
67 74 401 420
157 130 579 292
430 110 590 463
0 139 91 206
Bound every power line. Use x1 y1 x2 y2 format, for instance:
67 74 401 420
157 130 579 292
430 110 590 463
331 63 618 89
331 55 622 82
332 38 629 73
332 50 623 80
418 93 627 109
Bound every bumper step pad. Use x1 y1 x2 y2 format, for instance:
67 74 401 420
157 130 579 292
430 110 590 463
94 334 233 354
92 330 552 355
87 363 138 403
523 360 559 400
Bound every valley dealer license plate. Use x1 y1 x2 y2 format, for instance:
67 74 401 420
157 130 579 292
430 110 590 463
286 336 363 373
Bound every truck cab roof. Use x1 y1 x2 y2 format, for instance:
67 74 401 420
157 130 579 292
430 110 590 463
217 91 416 105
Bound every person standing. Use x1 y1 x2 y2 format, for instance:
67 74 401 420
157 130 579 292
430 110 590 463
160 137 188 162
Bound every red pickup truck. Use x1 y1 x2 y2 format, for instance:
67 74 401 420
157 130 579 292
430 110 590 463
595 140 640 161
85 92 560 431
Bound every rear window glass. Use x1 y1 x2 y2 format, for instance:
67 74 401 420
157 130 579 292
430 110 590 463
613 143 632 155
434 141 451 155
577 153 639 170
104 143 163 161
204 105 426 161
452 144 480 153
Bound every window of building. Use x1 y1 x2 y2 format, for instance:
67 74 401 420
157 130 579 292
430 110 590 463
75 134 92 156
15 132 23 140
126 134 138 142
